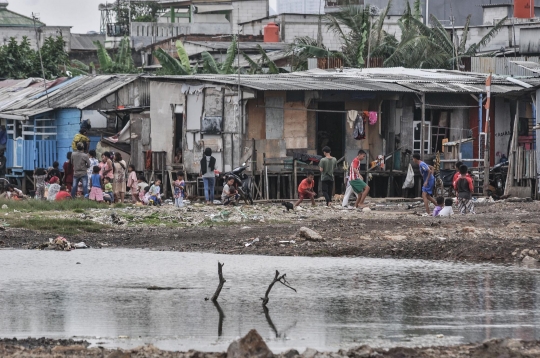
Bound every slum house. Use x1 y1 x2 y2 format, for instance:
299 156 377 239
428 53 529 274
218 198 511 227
147 68 529 200
0 75 149 192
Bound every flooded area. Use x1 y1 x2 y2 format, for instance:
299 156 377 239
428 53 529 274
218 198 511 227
1 249 540 353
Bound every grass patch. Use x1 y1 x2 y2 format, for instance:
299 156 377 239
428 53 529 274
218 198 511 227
0 199 105 212
8 217 105 235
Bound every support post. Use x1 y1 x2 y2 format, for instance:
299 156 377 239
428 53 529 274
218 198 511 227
421 93 426 160
293 159 298 199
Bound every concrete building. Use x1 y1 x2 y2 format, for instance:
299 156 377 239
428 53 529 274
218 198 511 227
0 0 72 51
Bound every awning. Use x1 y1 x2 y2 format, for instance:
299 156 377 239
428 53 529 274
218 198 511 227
195 4 233 13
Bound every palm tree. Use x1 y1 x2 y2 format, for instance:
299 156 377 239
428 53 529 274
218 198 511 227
241 44 282 74
383 1 508 69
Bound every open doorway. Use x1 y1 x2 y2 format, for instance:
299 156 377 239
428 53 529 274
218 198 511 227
173 113 183 165
317 102 345 160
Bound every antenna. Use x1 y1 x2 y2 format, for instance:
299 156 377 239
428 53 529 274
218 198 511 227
32 12 50 108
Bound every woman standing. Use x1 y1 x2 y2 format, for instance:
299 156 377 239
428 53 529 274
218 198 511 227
100 152 114 183
200 148 216 204
113 152 126 203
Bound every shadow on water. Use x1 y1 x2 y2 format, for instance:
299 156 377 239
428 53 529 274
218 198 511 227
263 306 297 339
213 301 225 337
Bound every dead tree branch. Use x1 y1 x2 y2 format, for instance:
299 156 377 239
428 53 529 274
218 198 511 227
211 262 226 302
261 270 297 306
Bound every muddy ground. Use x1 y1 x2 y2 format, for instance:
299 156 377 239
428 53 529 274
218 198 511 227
0 198 540 264
3 336 540 358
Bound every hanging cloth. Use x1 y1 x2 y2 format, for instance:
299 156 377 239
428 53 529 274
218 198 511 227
353 113 366 140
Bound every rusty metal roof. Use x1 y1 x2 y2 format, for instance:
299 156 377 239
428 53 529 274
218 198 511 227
148 67 529 93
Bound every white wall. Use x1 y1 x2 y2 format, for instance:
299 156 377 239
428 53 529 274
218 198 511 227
233 0 268 34
150 81 183 168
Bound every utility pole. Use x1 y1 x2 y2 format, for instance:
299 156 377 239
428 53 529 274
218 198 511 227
32 13 50 108
483 73 492 196
421 92 426 160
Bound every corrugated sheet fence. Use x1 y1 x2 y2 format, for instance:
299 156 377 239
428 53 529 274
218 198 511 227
470 57 540 76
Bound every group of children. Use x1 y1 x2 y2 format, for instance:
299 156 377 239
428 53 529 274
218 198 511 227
432 163 476 217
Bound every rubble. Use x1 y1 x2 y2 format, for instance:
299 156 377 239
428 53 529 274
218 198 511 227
298 227 324 242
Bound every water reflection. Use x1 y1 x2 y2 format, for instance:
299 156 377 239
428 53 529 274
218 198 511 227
1 250 540 353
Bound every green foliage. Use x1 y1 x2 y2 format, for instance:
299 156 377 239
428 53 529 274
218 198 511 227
286 36 336 72
94 37 139 74
154 48 191 75
112 2 162 33
0 35 70 79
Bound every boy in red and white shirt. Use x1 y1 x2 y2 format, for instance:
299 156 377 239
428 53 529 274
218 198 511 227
454 164 475 214
342 150 366 207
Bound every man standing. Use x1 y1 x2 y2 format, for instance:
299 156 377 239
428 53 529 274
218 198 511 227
71 142 90 198
319 146 337 207
412 153 436 214
342 150 366 208
0 125 7 153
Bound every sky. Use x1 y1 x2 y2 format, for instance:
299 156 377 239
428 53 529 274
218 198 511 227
9 0 103 33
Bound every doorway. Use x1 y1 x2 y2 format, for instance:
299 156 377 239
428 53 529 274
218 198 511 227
316 102 345 160
174 113 183 164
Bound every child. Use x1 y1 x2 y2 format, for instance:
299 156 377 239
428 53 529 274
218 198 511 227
89 166 104 203
137 176 148 204
454 164 475 214
439 198 455 216
55 185 72 201
148 179 162 206
222 177 239 206
127 164 138 203
294 171 316 208
173 172 185 208
33 168 47 200
2 185 24 200
432 196 444 217
47 162 62 184
103 176 114 204
63 152 73 191
47 176 61 201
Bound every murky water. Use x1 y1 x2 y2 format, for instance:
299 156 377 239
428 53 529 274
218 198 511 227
1 249 540 353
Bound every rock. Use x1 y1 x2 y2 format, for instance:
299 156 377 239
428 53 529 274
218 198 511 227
107 350 131 358
521 249 530 257
226 329 273 358
298 227 324 242
51 345 87 353
522 255 538 264
280 348 300 358
345 345 373 358
302 348 319 358
1 204 7 209
462 227 475 233
500 338 523 350
384 235 407 241
530 249 538 257
362 207 371 213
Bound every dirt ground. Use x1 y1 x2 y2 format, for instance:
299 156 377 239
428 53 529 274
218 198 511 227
1 198 540 264
3 336 540 358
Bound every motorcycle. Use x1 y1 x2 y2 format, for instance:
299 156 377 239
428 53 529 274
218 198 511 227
488 161 508 198
222 163 254 205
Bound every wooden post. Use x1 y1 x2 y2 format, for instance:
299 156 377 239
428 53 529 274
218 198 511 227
483 113 490 196
421 93 426 160
293 159 298 199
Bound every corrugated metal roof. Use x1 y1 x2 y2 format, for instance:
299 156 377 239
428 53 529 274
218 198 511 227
70 34 105 51
154 73 415 92
510 60 540 74
0 75 141 117
185 41 287 52
149 67 528 93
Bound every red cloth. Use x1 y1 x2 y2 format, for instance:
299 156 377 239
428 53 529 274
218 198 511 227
452 171 471 188
55 191 72 201
454 175 474 192
298 178 314 193
63 161 73 188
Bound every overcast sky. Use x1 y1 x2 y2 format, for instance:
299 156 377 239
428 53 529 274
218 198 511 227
9 0 103 33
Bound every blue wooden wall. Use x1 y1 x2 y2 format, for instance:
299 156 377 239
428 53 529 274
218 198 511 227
56 109 100 167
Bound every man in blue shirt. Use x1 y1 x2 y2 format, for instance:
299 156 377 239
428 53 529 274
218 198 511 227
413 153 436 214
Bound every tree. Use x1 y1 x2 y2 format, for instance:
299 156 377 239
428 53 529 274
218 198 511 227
94 37 138 74
107 1 162 34
285 36 338 72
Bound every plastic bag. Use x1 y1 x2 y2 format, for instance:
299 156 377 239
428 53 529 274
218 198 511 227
402 164 415 189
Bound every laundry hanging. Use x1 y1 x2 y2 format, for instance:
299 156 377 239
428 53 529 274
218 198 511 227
352 112 366 140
